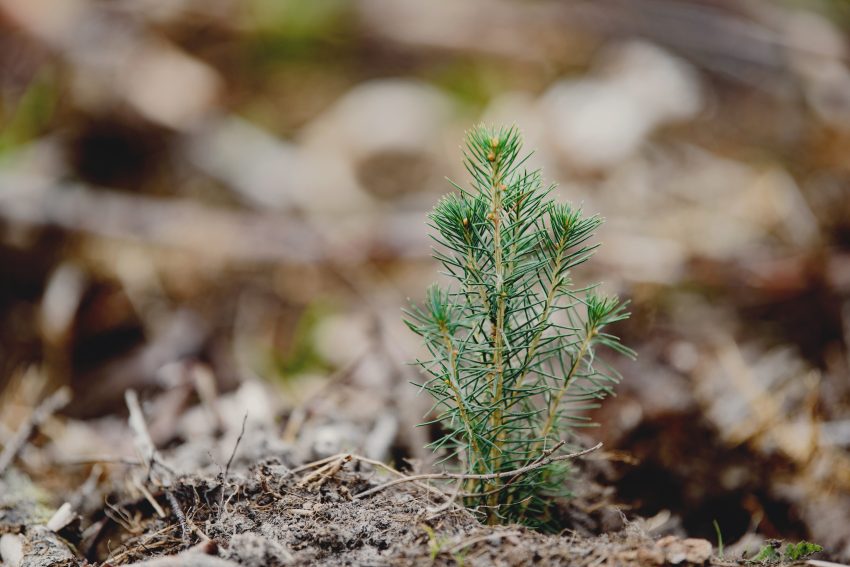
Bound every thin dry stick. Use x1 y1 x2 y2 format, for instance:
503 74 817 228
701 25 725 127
307 455 353 491
454 441 568 499
164 489 189 543
426 473 463 515
105 523 184 566
124 390 177 480
426 449 471 515
224 414 248 482
0 386 72 475
124 390 187 545
297 454 352 488
125 389 157 478
352 454 456 505
353 443 602 500
218 413 248 520
287 453 348 476
285 453 458 505
135 479 167 518
496 440 566 494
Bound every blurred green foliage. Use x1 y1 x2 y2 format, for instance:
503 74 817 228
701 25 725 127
273 302 334 379
426 60 510 112
748 540 823 564
0 70 57 155
244 0 352 62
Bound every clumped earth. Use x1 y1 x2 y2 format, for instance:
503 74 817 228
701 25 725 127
0 457 710 566
0 421 808 567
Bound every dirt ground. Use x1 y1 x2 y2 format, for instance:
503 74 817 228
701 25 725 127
0 405 827 567
0 443 717 567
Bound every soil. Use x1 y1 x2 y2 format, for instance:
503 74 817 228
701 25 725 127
0 425 793 567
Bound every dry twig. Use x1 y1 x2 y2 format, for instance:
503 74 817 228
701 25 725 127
297 454 353 490
217 413 248 520
125 389 158 478
224 414 248 484
135 479 167 519
353 443 603 500
0 386 72 475
288 452 465 508
164 490 189 543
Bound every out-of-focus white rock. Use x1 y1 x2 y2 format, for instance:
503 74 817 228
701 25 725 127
46 503 75 533
288 148 365 212
538 41 702 170
177 379 278 442
782 9 846 63
185 116 301 210
312 312 374 368
187 80 455 219
303 422 364 458
781 10 850 128
122 40 221 130
601 41 703 124
800 60 850 127
0 533 24 567
541 79 651 170
303 79 452 160
299 79 455 206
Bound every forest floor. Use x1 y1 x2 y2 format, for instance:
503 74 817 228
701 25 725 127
0 396 827 567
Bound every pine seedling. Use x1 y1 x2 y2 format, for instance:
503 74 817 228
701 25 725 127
405 125 634 528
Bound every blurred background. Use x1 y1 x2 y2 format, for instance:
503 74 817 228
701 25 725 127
2 0 850 559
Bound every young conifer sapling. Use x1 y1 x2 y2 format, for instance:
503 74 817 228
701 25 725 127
405 125 634 528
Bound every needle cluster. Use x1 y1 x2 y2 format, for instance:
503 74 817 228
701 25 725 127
405 125 634 528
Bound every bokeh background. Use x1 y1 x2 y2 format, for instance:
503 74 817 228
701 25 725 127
2 0 850 558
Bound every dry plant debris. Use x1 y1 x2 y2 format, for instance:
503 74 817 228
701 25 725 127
0 380 832 566
1 432 720 567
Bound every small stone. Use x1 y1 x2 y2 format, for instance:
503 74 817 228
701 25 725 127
0 534 24 567
46 503 75 533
